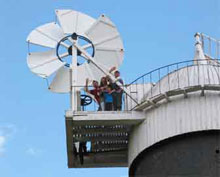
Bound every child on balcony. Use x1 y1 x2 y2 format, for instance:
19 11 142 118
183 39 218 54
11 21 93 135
103 86 113 111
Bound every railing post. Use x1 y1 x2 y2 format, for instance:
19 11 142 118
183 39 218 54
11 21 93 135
136 81 138 104
201 33 204 51
150 73 153 97
158 69 161 94
177 63 180 89
197 62 200 85
208 37 211 57
142 77 145 100
167 66 170 91
187 63 190 87
129 85 132 110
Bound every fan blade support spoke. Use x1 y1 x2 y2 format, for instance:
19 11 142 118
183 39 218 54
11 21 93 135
82 43 92 50
60 52 69 58
60 42 70 48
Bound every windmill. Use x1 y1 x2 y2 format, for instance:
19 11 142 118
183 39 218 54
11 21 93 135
27 9 125 111
26 9 220 176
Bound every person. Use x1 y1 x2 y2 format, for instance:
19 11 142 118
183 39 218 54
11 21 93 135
85 78 101 110
99 77 108 111
109 67 124 111
103 86 113 111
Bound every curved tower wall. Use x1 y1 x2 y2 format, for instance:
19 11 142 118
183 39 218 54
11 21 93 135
129 130 220 177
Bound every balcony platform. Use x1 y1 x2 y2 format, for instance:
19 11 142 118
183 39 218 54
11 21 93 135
65 111 145 168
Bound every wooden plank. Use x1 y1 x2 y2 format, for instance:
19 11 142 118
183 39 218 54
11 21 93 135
204 84 220 91
166 88 184 97
152 94 165 103
185 85 202 93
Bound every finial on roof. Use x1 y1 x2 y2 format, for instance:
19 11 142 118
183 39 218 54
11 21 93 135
193 32 206 64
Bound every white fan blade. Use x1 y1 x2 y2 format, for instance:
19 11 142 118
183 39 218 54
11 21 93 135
49 63 93 93
55 9 95 35
93 35 123 49
49 66 70 93
87 61 106 83
27 22 65 48
77 62 104 86
94 47 124 69
85 15 124 49
85 15 124 70
27 49 66 78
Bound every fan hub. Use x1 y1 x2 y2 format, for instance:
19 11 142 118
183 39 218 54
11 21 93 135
67 46 82 56
56 34 95 67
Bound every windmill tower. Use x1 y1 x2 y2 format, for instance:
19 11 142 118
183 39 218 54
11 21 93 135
128 33 220 177
27 9 220 177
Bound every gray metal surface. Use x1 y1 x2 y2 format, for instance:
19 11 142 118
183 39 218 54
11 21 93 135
129 131 220 177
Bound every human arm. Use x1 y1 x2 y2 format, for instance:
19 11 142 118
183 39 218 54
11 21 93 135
109 66 116 73
85 78 89 93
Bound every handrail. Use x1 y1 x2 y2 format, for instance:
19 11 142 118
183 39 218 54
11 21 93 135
126 59 220 110
75 59 220 111
128 59 220 86
200 33 220 59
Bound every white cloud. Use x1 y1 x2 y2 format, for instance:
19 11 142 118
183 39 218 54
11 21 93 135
26 147 37 156
26 147 42 157
0 124 15 155
0 136 6 154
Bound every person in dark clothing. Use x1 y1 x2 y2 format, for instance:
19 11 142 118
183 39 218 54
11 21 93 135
109 67 124 111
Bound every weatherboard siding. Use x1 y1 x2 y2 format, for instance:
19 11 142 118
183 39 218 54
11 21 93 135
128 91 220 166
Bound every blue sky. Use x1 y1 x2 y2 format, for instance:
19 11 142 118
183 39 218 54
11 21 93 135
0 0 219 177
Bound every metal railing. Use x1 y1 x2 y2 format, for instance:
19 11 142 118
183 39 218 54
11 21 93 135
79 86 131 112
78 59 220 112
200 33 220 59
126 59 220 110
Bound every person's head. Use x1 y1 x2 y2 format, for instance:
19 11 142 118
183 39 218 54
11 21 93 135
92 80 99 88
100 77 107 86
106 75 111 82
107 86 112 93
114 70 120 78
